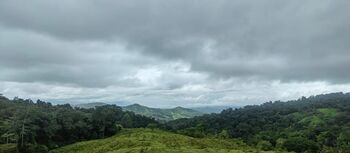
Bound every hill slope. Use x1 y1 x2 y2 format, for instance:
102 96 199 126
0 96 158 152
167 92 350 153
123 104 203 121
50 128 278 153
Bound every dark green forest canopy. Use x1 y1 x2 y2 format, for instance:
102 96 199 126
0 95 158 153
166 92 350 153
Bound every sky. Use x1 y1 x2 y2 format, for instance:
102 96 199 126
1 0 350 108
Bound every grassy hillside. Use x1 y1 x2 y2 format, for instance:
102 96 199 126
50 128 279 153
0 144 17 153
295 108 339 127
123 104 203 121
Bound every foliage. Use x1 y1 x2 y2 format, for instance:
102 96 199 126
2 92 350 153
0 96 158 153
0 144 17 153
166 92 350 153
257 140 273 151
282 137 319 153
123 104 203 121
50 128 280 153
74 102 107 109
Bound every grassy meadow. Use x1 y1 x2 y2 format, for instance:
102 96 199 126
49 128 282 153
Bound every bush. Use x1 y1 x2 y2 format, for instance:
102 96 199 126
257 140 273 151
22 144 49 153
283 137 319 153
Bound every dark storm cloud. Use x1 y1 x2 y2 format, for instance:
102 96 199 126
1 0 349 84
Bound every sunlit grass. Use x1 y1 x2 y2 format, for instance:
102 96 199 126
50 128 280 153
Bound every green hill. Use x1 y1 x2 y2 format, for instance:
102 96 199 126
123 104 203 121
0 144 17 153
0 96 158 153
74 103 203 121
167 92 350 153
50 128 278 153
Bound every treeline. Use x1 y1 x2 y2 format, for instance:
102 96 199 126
166 92 350 153
0 95 158 153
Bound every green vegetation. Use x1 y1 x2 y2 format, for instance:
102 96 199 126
123 104 203 121
297 108 339 127
191 106 239 114
1 92 350 153
50 128 278 153
0 96 158 153
74 103 204 121
0 144 17 153
74 102 107 109
167 93 350 153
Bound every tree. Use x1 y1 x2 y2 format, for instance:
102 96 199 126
0 96 158 152
257 140 273 151
147 123 158 130
120 113 132 128
283 137 319 153
336 130 350 153
217 130 230 139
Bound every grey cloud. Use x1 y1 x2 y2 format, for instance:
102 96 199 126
1 0 350 107
1 0 349 83
0 26 162 87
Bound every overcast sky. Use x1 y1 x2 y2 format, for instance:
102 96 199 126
1 0 350 108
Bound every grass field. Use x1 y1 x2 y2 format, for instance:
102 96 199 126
0 144 16 153
50 128 281 153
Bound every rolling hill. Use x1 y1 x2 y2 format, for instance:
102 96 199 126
167 92 350 153
50 128 279 153
123 104 203 121
74 102 203 121
2 93 350 153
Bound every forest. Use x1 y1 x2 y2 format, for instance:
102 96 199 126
166 92 350 153
0 94 158 153
1 93 350 153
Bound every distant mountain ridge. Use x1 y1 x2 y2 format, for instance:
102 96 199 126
74 102 107 109
191 105 241 113
74 102 203 121
123 104 203 121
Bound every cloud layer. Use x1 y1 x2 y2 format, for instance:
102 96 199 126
1 0 350 107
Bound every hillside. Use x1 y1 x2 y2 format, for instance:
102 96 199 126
2 93 350 153
50 128 279 153
0 96 158 153
123 104 203 121
167 92 350 153
74 103 204 121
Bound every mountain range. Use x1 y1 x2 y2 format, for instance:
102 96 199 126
74 102 107 109
1 92 350 153
75 102 204 121
190 105 240 113
123 104 203 121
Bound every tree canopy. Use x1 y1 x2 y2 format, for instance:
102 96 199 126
0 96 158 153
